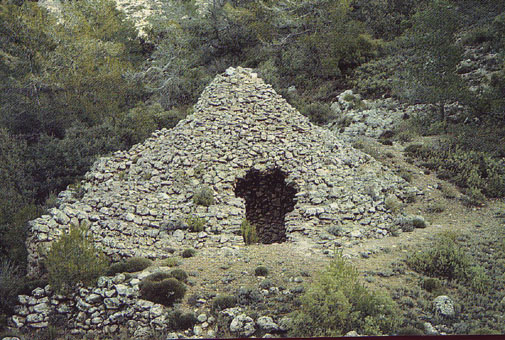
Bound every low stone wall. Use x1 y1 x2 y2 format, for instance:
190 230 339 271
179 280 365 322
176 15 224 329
11 273 177 336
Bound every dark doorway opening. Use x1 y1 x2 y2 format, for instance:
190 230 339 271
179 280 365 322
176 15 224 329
235 168 297 244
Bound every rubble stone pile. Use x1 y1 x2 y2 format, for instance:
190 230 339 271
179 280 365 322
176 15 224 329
26 66 417 279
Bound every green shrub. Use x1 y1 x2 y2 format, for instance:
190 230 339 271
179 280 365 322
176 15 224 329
125 257 152 272
181 249 196 258
212 295 238 311
45 223 108 293
167 310 197 330
241 219 258 245
290 251 400 336
396 326 424 336
254 266 269 277
411 216 427 229
169 269 188 283
385 195 402 214
299 102 336 126
422 277 442 292
469 327 500 335
186 215 206 232
407 232 472 281
0 260 21 316
140 277 186 307
107 257 152 275
143 272 172 283
193 185 214 207
161 258 180 267
403 142 505 198
468 266 491 294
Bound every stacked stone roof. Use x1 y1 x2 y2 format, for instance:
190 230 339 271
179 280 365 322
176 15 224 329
26 66 417 277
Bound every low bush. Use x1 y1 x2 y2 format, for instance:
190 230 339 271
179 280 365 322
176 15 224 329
290 251 400 336
181 249 196 258
107 257 152 275
254 266 269 277
241 219 258 245
407 232 472 281
45 223 108 293
212 295 238 311
167 310 197 330
468 266 491 294
186 215 206 232
396 326 424 336
422 278 442 293
169 269 188 283
140 276 186 307
0 260 21 319
299 102 336 126
161 258 180 267
404 142 505 198
193 186 214 207
385 195 402 214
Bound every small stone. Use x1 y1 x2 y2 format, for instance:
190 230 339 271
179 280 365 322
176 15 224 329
32 287 45 298
26 313 44 324
433 295 455 318
11 315 26 328
257 316 279 332
230 313 255 337
424 322 439 335
193 325 203 336
86 293 102 304
173 229 185 242
197 313 207 323
345 330 360 337
33 302 50 314
104 297 121 310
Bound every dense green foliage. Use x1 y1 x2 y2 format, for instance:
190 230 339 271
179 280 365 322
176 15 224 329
45 223 108 293
139 275 186 306
290 252 400 336
107 257 152 275
212 294 238 311
240 219 258 245
407 232 492 293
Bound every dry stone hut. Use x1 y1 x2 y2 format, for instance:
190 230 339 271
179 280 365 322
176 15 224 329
26 66 417 277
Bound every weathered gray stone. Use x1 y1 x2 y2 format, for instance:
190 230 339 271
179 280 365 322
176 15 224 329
86 294 102 304
230 313 255 337
104 298 121 310
256 316 279 332
433 295 455 318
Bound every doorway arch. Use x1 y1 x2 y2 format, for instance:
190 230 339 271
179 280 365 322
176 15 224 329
235 168 297 244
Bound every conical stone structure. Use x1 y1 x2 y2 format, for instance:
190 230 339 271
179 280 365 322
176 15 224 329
26 67 417 277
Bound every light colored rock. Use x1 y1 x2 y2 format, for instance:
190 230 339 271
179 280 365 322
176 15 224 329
257 316 279 332
424 322 439 335
104 297 121 310
433 295 455 317
173 230 185 242
230 313 255 337
197 313 207 323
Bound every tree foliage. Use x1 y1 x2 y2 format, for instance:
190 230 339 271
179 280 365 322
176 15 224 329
394 0 465 121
